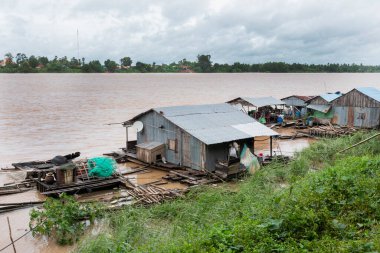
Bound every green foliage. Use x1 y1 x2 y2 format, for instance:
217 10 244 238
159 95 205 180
120 56 132 67
82 60 103 73
197 54 212 72
2 52 380 73
28 55 39 68
135 61 152 73
77 132 380 252
38 56 49 66
30 194 104 245
104 59 118 72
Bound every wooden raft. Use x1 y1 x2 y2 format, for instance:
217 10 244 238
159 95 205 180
33 177 122 196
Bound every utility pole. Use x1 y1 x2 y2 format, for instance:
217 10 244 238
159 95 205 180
77 29 80 61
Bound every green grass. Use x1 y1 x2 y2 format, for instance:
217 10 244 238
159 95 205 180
77 131 380 253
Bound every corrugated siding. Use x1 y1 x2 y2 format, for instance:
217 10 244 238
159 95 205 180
137 111 180 165
332 107 348 125
332 106 380 128
180 131 204 170
332 89 380 108
137 111 205 170
281 97 307 107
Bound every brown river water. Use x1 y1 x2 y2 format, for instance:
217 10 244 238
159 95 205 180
1 73 380 252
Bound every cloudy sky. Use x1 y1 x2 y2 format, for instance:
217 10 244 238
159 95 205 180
1 0 380 64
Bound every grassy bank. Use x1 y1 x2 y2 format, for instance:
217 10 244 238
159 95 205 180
77 132 380 252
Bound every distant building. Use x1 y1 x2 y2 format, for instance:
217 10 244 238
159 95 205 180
331 87 380 128
227 96 285 123
0 59 6 67
124 103 278 171
179 65 193 73
281 95 315 118
306 92 343 124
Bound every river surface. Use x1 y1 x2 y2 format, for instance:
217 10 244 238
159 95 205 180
1 73 380 167
1 73 380 252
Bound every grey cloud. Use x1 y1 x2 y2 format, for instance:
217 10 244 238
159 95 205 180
1 0 380 64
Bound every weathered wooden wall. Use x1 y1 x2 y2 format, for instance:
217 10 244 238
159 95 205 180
331 89 380 108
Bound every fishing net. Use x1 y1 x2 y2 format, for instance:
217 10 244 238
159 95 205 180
240 144 260 174
87 157 117 178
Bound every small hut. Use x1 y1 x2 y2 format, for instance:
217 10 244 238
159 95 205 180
227 96 285 123
331 87 380 128
281 95 315 119
123 103 279 171
306 92 342 124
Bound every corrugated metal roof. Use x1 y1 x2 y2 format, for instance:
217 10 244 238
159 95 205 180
320 93 342 102
240 96 285 107
306 104 331 113
356 87 380 102
148 103 278 145
136 141 165 150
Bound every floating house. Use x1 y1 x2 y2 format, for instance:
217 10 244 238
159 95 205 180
306 92 342 124
281 95 315 118
124 103 278 171
227 96 285 123
331 87 380 128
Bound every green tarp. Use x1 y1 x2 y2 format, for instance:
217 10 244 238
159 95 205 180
313 109 334 119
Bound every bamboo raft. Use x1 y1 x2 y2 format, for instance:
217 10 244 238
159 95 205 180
124 183 183 205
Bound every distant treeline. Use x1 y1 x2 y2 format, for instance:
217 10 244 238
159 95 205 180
1 53 380 73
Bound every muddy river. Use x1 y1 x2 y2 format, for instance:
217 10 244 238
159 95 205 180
1 73 380 252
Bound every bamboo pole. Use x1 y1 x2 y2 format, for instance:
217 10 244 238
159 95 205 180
338 133 380 154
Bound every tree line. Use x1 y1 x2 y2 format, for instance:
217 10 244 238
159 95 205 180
1 52 380 73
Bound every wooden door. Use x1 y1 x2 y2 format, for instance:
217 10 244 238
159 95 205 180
347 107 354 127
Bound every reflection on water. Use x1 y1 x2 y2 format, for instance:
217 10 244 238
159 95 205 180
1 73 380 167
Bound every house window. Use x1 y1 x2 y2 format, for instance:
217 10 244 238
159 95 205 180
168 139 177 152
358 113 366 120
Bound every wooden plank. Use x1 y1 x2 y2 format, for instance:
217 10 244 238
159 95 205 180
42 178 121 195
169 170 198 181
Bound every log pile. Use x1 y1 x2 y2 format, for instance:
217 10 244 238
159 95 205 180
306 124 357 137
125 184 183 205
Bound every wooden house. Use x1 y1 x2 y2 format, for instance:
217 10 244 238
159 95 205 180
124 103 278 171
331 87 380 128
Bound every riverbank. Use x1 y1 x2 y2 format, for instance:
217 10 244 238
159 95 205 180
76 131 380 252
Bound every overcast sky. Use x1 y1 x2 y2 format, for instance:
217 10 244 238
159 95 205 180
1 0 380 64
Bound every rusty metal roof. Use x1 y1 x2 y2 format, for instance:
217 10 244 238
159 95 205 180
356 87 380 102
281 95 315 101
132 103 279 145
